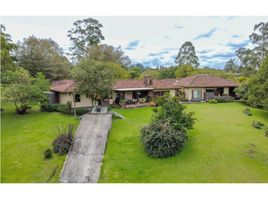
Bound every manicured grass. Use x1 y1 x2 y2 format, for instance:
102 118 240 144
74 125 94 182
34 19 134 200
1 103 78 183
100 102 268 183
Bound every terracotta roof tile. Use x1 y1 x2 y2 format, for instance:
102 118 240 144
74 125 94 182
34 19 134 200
50 79 75 93
113 79 181 90
51 74 238 93
152 79 181 89
113 79 148 89
178 74 238 87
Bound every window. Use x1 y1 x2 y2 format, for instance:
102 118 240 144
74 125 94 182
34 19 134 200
153 91 169 97
206 89 215 93
193 90 202 99
75 94 81 102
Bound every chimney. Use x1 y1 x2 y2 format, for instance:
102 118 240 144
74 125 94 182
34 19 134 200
144 76 152 87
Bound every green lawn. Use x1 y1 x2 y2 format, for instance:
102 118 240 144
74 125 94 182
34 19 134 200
2 102 268 183
1 104 78 183
100 102 268 183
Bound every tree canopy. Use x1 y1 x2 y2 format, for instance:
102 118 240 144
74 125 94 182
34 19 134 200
106 62 130 80
139 68 160 79
224 59 239 73
232 22 268 109
175 64 196 78
175 41 199 67
249 22 268 61
235 48 259 76
246 55 268 109
85 44 131 67
158 66 176 79
154 94 195 131
16 36 71 81
128 66 143 79
2 68 49 114
68 18 105 61
0 24 17 73
235 22 268 76
72 59 117 104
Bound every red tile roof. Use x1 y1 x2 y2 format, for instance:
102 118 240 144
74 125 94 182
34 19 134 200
51 74 238 93
113 78 181 90
50 79 75 93
113 79 149 89
152 79 181 89
178 74 238 88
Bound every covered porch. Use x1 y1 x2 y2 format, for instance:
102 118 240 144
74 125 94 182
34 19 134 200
188 87 236 101
204 87 236 99
113 88 154 107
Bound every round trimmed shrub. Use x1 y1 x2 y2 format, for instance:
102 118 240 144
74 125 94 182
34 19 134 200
141 119 187 158
44 148 53 159
243 108 252 116
252 120 264 129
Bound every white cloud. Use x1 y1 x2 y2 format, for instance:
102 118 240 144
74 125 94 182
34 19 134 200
2 16 268 68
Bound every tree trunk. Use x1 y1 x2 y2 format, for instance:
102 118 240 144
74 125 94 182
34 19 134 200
16 107 27 115
91 98 94 107
16 104 29 115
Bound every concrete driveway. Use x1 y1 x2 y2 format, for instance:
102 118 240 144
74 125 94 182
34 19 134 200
60 113 112 183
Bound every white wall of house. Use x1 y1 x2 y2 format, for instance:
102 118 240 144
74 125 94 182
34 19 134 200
169 89 176 97
59 93 71 105
184 89 190 100
223 87 229 95
59 93 93 108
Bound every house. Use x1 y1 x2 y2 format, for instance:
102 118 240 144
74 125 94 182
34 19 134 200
176 74 238 101
113 74 238 102
50 74 238 108
113 76 181 101
50 80 94 108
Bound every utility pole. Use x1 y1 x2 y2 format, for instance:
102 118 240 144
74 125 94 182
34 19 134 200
72 75 77 119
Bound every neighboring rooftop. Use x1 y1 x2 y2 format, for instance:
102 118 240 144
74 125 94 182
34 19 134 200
50 74 238 93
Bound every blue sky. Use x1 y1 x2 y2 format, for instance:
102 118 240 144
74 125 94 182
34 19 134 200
2 16 268 68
